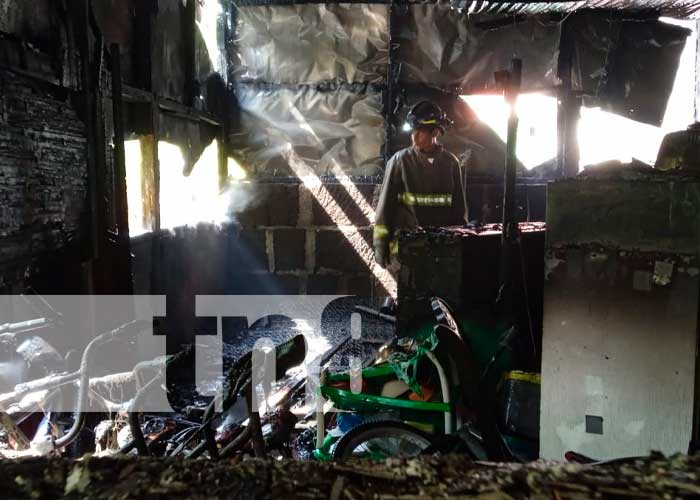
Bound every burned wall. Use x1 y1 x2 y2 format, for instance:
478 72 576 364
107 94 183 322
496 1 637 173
153 0 187 102
0 0 135 293
0 70 88 288
0 0 53 47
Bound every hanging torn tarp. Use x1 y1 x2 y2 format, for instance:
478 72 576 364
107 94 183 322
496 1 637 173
232 4 389 84
565 14 691 127
230 84 385 178
395 4 561 93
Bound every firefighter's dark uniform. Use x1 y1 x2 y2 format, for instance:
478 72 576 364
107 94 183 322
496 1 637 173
373 145 467 264
655 123 700 171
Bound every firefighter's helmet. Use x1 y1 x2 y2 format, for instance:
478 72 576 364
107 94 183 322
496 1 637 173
405 101 453 133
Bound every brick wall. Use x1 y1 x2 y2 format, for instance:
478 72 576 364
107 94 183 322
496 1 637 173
0 70 87 288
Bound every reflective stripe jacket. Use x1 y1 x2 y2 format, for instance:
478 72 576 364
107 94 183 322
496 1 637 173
374 145 467 250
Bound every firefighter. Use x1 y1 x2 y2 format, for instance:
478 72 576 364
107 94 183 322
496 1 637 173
374 100 468 268
655 122 700 172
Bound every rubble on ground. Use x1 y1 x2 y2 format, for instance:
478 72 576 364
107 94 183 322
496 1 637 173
1 452 700 499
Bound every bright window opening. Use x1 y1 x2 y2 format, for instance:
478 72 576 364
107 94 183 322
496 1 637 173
125 138 154 237
462 93 558 169
125 138 241 236
159 140 229 231
462 18 696 171
578 18 696 167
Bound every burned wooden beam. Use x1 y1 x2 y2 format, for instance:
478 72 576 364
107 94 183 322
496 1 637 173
109 43 134 295
183 0 197 108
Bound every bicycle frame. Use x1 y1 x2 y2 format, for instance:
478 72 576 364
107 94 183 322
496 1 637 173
314 327 459 460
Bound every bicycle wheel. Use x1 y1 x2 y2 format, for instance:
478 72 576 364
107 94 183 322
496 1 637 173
332 421 433 461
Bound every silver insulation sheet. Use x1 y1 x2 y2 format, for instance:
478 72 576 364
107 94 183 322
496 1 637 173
230 84 385 177
396 4 562 92
233 4 389 84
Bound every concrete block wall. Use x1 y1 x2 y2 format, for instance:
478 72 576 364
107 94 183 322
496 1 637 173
131 182 382 296
128 179 546 345
541 179 700 459
129 182 381 346
230 182 383 297
130 180 547 299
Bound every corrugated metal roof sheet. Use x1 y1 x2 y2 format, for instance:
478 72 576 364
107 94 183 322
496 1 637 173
452 1 700 18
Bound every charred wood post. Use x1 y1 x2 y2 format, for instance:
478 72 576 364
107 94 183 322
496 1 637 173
218 125 228 190
109 43 134 294
246 390 266 458
150 102 162 295
134 0 155 92
70 0 100 267
149 3 162 296
559 92 581 177
183 0 197 108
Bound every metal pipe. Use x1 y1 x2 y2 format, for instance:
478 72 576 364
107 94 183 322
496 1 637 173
126 369 163 457
0 318 48 335
185 440 208 459
315 369 326 450
54 320 150 450
128 411 149 456
3 370 135 414
502 58 522 241
198 398 221 459
498 58 522 310
219 426 252 458
1 371 80 407
133 357 166 389
425 351 452 435
353 306 396 324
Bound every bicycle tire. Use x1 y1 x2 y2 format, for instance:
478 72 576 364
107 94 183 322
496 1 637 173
332 420 433 461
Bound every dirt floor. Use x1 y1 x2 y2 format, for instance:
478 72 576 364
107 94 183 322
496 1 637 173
1 453 699 499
